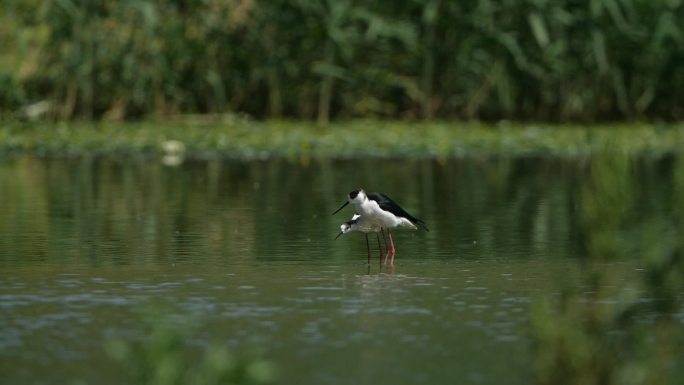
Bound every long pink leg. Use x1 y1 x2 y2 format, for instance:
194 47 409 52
382 228 391 264
365 233 371 265
388 230 397 265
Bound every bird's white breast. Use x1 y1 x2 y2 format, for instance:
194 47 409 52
353 215 382 233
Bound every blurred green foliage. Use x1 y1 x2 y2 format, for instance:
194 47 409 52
2 120 684 158
531 150 684 385
1 0 683 121
105 310 276 385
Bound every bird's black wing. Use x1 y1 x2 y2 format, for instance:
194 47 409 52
367 192 429 231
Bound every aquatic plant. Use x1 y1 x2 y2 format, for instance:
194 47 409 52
105 311 276 385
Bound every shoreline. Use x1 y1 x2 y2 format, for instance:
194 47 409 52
1 120 683 159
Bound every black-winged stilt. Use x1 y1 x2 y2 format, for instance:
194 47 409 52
333 189 428 264
335 214 389 264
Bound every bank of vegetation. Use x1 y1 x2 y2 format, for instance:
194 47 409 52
1 120 684 159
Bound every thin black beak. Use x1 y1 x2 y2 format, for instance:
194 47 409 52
334 231 344 240
332 201 349 215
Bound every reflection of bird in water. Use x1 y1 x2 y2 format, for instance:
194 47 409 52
335 214 388 264
333 189 429 265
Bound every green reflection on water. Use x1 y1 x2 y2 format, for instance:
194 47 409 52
532 150 684 385
0 155 682 385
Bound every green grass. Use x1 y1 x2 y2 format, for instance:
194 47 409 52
2 119 684 159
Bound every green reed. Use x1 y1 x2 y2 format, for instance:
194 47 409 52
1 0 683 121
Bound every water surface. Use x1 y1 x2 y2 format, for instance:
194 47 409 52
0 155 680 384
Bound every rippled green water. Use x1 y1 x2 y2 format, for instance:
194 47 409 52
0 155 680 385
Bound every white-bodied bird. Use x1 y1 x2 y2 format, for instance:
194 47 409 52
333 189 428 265
335 214 388 264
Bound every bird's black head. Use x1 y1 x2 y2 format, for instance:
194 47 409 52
349 190 360 199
